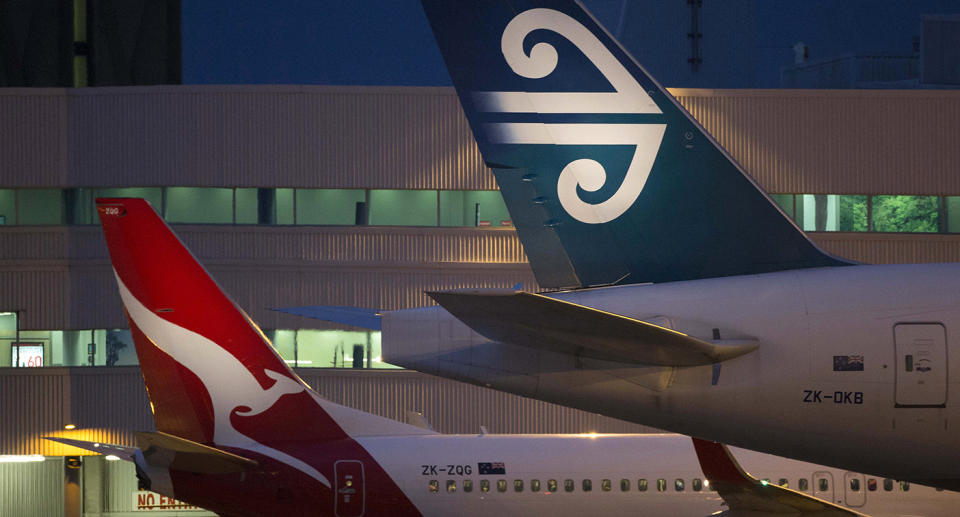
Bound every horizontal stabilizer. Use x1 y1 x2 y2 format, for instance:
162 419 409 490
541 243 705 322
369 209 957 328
44 437 138 461
692 438 867 516
273 305 381 330
135 431 259 475
427 290 758 366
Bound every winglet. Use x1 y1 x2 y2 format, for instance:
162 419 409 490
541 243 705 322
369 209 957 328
692 438 870 516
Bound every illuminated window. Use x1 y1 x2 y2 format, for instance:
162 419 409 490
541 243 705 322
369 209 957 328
369 190 438 226
638 479 648 492
883 479 893 491
439 190 511 227
564 479 574 492
165 187 233 224
601 479 611 492
429 480 439 493
496 480 507 493
798 478 809 491
582 479 592 492
871 195 940 233
547 479 558 493
900 481 910 492
0 189 15 224
235 188 259 224
463 480 473 493
63 188 93 224
295 189 366 225
530 479 540 492
18 189 62 225
514 479 523 492
849 478 860 492
480 480 490 493
657 479 666 492
796 194 868 232
770 194 794 218
692 478 703 491
446 480 456 493
674 479 684 492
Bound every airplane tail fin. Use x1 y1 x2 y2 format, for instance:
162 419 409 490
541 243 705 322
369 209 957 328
420 0 852 288
96 199 431 450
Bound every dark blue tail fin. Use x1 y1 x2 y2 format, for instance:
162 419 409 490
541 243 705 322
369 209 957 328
420 0 853 288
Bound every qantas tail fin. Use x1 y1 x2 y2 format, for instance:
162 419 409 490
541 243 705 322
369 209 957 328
96 199 431 471
420 0 853 288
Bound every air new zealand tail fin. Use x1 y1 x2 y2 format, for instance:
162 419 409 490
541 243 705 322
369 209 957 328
420 0 853 288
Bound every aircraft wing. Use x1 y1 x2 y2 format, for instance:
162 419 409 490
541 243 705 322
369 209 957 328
692 438 869 517
427 289 758 366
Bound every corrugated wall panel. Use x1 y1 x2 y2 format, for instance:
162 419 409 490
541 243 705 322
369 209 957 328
0 89 67 187
0 458 64 517
0 368 653 456
811 233 960 265
672 89 960 195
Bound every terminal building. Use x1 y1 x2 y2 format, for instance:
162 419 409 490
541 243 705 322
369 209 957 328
0 84 959 515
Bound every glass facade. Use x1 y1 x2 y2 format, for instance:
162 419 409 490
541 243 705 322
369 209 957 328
0 324 398 369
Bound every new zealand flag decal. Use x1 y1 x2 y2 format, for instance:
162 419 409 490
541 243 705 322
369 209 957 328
478 462 506 475
834 354 864 371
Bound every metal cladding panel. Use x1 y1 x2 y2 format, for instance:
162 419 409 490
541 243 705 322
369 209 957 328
0 368 653 456
0 369 70 455
0 458 65 517
810 233 960 265
0 89 67 187
671 88 960 195
62 85 491 190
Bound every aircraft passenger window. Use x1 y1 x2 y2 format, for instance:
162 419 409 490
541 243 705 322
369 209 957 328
531 479 541 492
601 479 612 492
778 478 788 487
818 478 829 492
547 479 558 493
849 478 860 492
480 480 490 493
464 480 473 493
620 479 631 492
447 480 457 493
867 479 877 492
692 478 703 491
883 479 893 491
582 479 592 492
564 479 575 492
429 480 439 493
514 480 524 492
675 479 685 492
798 478 809 491
637 479 648 492
657 479 666 492
900 481 910 492
497 480 507 493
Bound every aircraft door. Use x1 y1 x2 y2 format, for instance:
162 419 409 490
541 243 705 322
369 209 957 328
813 471 834 503
335 460 365 517
894 323 947 407
843 472 865 507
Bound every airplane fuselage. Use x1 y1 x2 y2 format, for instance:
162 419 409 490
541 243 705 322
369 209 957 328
383 263 960 487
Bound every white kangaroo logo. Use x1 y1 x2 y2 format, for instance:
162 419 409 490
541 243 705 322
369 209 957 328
116 273 332 488
474 8 666 225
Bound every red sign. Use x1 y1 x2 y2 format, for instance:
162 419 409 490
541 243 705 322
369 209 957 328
133 491 203 511
11 343 43 368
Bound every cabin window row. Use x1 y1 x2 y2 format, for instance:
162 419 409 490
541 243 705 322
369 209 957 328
427 478 713 494
427 477 912 494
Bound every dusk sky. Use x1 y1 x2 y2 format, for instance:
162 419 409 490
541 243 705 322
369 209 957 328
181 0 960 88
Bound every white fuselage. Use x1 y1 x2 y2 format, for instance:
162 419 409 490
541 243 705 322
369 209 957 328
382 263 960 485
359 433 960 516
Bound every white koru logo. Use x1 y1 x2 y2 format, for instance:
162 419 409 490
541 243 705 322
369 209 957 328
473 8 666 224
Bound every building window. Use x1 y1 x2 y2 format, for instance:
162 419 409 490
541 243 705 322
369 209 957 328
17 189 62 225
295 189 366 225
439 190 511 227
368 190 438 226
871 195 940 233
796 194 867 232
0 189 15 224
164 187 234 224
